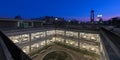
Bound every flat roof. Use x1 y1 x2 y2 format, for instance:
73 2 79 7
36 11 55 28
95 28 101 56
0 18 42 22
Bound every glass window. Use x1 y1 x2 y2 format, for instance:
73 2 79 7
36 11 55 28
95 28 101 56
47 30 55 36
22 46 30 54
21 34 29 43
31 43 39 52
9 35 22 44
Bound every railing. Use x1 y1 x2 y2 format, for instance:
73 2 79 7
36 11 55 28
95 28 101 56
0 31 31 60
99 30 110 60
100 27 120 60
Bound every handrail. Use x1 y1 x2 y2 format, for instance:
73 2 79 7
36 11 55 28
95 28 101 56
100 27 120 60
0 37 13 60
0 31 31 60
99 30 110 60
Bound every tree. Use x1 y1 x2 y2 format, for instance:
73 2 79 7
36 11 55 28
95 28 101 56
14 15 22 19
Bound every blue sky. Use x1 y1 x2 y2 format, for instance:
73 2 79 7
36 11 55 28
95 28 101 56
0 0 120 21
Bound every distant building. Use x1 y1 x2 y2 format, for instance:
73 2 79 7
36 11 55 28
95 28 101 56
90 10 94 23
97 14 103 23
0 18 43 29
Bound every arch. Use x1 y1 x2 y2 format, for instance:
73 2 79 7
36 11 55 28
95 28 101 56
40 50 75 60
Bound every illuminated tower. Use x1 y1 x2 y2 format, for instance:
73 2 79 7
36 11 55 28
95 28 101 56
90 10 94 23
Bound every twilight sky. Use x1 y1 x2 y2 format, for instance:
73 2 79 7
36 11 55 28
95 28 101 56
0 0 120 21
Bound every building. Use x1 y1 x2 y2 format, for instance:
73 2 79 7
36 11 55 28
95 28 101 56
0 18 43 30
97 14 103 23
90 10 94 23
0 18 120 60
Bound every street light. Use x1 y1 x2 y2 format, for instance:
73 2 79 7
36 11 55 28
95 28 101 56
54 17 58 28
55 18 58 21
55 18 58 41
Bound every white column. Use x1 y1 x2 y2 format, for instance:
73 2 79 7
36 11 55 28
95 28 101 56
64 30 66 43
29 33 31 53
78 32 80 48
45 30 47 45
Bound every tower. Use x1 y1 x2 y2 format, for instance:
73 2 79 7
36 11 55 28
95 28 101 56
90 10 94 23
